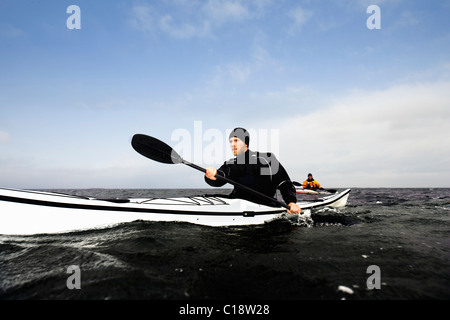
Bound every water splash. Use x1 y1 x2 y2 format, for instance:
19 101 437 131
294 210 314 227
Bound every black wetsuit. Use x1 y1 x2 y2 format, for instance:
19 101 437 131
204 150 297 206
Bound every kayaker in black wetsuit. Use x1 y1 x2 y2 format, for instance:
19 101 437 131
204 127 301 214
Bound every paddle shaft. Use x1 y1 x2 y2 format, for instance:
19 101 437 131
181 159 291 209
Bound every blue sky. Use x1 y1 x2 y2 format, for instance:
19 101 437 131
1 0 449 189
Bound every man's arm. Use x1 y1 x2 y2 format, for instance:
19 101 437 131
262 153 297 205
204 164 228 187
278 180 298 205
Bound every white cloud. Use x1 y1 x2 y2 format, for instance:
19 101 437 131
202 0 250 23
129 0 272 39
390 10 421 30
159 14 210 39
128 5 156 34
0 24 24 38
336 0 402 11
129 3 210 39
0 131 10 143
209 45 273 86
288 6 313 34
226 63 252 83
278 81 450 187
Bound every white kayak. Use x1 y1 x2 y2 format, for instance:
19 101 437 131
0 188 351 235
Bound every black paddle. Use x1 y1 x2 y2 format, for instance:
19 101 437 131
293 181 337 194
131 134 291 210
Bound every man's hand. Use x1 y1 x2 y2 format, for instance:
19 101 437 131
205 167 217 180
287 202 301 214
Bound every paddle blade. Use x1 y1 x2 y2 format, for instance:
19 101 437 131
131 134 182 164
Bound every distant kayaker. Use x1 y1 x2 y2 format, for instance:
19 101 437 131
204 127 301 214
303 173 323 191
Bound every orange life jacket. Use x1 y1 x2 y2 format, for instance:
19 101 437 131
302 179 321 190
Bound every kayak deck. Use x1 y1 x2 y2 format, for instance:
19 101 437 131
0 188 350 235
295 187 332 195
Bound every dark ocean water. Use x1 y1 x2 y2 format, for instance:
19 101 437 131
1 188 449 306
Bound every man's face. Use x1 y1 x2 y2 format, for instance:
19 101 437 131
229 137 247 156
